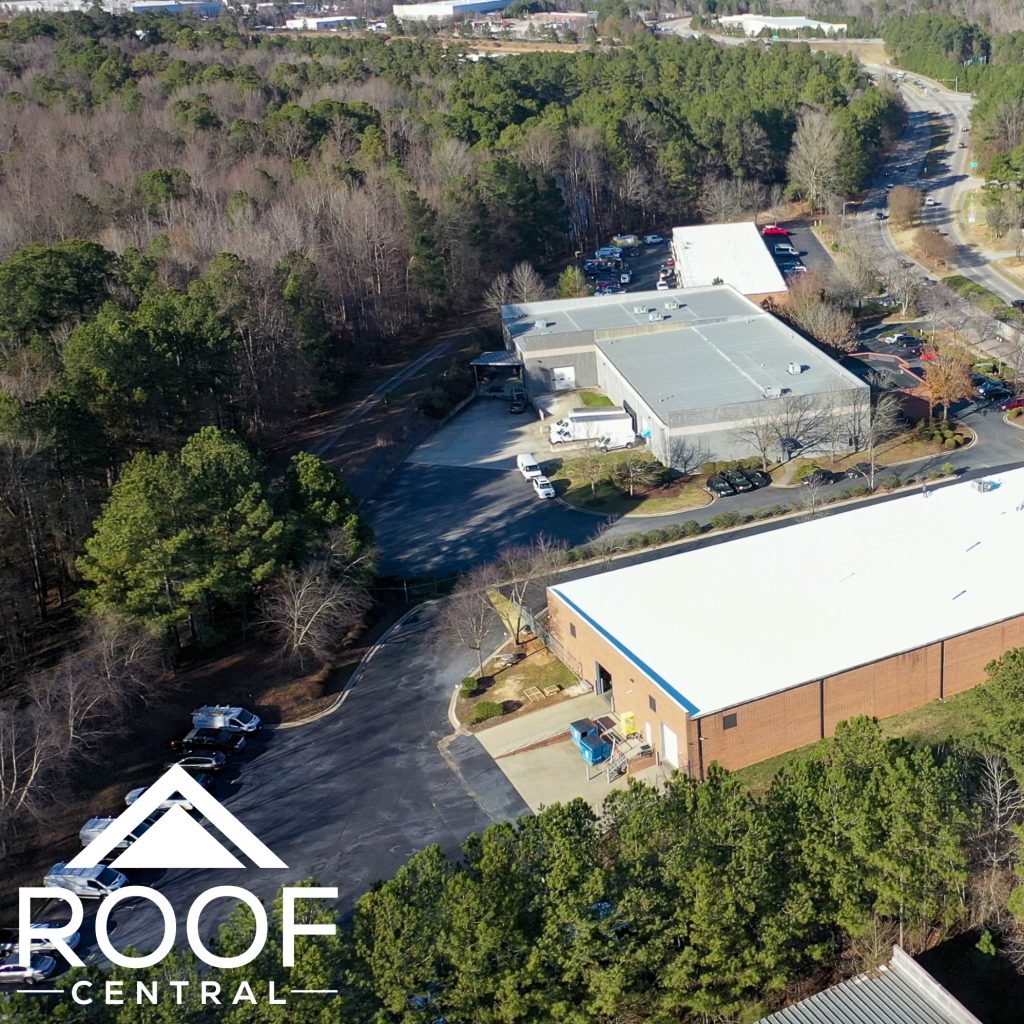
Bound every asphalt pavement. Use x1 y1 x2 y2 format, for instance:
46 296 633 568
67 602 527 963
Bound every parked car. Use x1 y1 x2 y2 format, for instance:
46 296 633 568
516 453 543 480
773 243 799 257
925 197 938 206
744 468 771 488
875 211 888 220
958 142 968 149
126 773 212 811
164 751 228 774
844 462 874 480
722 469 755 493
800 469 835 486
170 727 246 755
761 225 789 236
642 234 665 245
782 264 807 274
619 269 632 285
1001 396 1024 411
0 924 81 956
977 383 1013 402
885 182 894 190
1012 299 1024 311
509 395 527 414
44 864 127 898
80 815 155 849
0 954 57 985
882 332 918 348
898 259 913 269
532 476 556 499
192 705 261 732
961 125 970 132
656 280 670 291
706 474 736 497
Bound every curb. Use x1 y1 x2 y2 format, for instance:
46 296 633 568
267 603 429 731
448 634 518 732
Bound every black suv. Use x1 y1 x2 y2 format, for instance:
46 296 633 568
706 474 736 497
722 469 755 493
171 728 246 755
744 469 771 488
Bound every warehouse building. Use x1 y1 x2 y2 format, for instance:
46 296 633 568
392 0 509 20
671 222 788 303
502 284 867 464
548 470 1024 775
718 14 846 35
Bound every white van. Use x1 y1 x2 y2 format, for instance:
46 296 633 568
192 705 261 732
774 243 799 257
517 453 543 479
44 864 128 898
79 816 153 849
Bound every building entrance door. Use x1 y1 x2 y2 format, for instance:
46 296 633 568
660 723 679 769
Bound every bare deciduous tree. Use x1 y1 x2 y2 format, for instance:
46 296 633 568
883 260 922 317
666 436 709 477
440 564 499 678
509 261 548 303
483 271 514 314
734 410 782 473
915 227 957 268
888 185 923 229
261 556 373 669
974 754 1023 870
494 538 566 644
786 109 842 213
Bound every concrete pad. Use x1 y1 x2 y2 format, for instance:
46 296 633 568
491 736 666 813
474 693 610 758
408 399 549 470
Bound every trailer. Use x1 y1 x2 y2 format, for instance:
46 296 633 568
549 407 637 450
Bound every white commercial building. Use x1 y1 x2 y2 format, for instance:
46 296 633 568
393 0 509 19
671 222 787 300
284 14 360 28
718 14 846 36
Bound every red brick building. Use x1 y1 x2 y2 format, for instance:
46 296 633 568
547 473 1024 775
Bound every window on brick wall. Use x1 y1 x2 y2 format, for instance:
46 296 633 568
648 695 657 712
723 713 738 730
569 623 576 638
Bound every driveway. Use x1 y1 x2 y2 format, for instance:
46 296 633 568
73 602 529 961
367 400 598 577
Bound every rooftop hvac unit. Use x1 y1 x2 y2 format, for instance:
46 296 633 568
787 362 804 375
648 312 663 323
664 300 679 310
762 386 783 399
633 305 648 315
533 320 547 331
972 479 996 492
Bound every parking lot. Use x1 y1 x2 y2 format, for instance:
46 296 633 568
369 399 597 577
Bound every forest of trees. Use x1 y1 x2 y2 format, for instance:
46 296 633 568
13 643 1024 1024
0 14 903 690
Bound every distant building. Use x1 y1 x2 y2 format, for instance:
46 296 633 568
284 14 360 28
0 0 223 12
392 0 510 20
756 945 981 1023
671 222 788 303
718 14 846 36
502 284 866 465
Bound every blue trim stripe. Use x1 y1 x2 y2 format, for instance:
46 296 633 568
554 590 701 715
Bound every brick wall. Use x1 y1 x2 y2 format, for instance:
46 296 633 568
944 616 1024 694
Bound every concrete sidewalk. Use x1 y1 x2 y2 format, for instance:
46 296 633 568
474 692 609 758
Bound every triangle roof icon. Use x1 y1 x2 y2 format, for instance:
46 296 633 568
110 806 245 870
66 765 286 870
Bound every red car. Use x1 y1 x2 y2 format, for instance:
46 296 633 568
1001 396 1024 411
761 225 789 236
920 350 939 361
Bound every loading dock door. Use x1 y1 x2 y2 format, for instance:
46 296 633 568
660 723 679 769
551 366 576 391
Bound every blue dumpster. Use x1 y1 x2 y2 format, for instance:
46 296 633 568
580 733 612 765
569 718 598 749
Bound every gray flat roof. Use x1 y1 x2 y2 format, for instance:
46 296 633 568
503 284 865 419
595 311 863 418
503 285 747 345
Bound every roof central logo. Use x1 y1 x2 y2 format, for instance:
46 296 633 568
66 765 286 871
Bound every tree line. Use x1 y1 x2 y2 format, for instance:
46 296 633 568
15 648 1024 1022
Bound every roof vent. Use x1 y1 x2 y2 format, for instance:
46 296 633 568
762 386 783 399
533 320 547 331
787 362 804 375
648 312 663 323
664 300 679 310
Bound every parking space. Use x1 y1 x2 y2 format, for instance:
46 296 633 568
408 398 550 470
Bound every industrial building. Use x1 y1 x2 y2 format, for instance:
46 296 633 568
718 14 846 35
671 222 788 303
502 284 867 464
392 0 509 20
284 13 360 28
757 946 980 1024
547 470 1024 776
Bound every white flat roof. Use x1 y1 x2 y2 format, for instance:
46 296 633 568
551 471 1024 718
673 222 787 296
